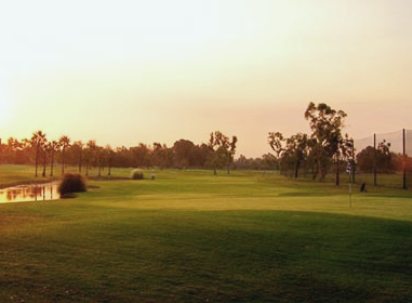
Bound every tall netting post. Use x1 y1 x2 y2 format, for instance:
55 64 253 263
403 129 407 190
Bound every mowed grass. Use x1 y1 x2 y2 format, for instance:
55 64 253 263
0 166 412 302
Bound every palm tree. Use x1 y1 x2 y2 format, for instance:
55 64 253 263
105 145 114 177
31 131 47 177
73 141 84 174
48 140 60 177
96 145 103 177
41 137 48 177
85 140 96 177
59 136 71 175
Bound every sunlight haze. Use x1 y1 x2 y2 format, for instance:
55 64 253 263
1 0 411 156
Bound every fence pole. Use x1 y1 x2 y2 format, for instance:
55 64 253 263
403 129 407 190
373 133 377 186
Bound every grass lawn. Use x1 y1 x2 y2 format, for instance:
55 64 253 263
0 165 411 302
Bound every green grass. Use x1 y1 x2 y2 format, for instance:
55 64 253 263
0 166 412 302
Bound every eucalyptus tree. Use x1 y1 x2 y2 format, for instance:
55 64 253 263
31 130 47 177
268 132 311 178
222 135 238 174
208 132 221 175
334 134 355 186
284 133 310 179
304 102 347 181
59 135 71 175
208 131 238 175
268 132 285 173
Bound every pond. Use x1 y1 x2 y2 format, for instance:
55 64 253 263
0 182 61 203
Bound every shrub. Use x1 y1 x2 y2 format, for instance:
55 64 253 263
130 169 144 180
58 174 87 196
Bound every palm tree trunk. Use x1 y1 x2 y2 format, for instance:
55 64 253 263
61 148 65 175
50 150 55 177
35 144 39 177
42 150 47 177
78 149 82 173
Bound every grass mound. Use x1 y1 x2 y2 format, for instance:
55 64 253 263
58 173 87 196
130 169 144 180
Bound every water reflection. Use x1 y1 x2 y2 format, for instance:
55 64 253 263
0 183 60 203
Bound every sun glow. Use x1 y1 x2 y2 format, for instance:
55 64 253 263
0 0 411 155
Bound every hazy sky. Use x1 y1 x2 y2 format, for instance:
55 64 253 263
1 0 411 156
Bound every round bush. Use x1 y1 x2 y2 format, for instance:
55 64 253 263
130 169 144 180
58 174 87 196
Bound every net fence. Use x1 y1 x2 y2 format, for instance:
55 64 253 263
353 129 412 189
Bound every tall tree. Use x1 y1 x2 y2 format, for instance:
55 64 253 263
96 145 103 177
208 131 237 175
59 135 71 175
334 134 354 186
209 132 221 176
285 133 309 179
222 136 238 174
268 132 285 173
105 145 114 176
173 139 195 169
41 137 48 177
73 141 84 174
85 140 96 176
47 140 60 177
304 102 347 181
31 130 47 177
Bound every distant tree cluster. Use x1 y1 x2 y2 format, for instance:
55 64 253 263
268 102 355 185
0 131 238 177
356 140 412 173
233 154 278 171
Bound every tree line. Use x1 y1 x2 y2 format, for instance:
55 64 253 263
2 102 406 181
0 131 245 177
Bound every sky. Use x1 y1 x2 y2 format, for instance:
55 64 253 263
0 0 411 157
